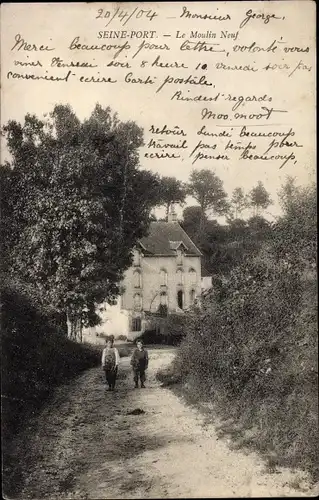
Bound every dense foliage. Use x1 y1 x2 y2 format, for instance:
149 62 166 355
1 104 160 333
181 210 273 277
1 277 101 436
138 313 186 345
160 181 318 478
249 180 272 216
158 176 187 218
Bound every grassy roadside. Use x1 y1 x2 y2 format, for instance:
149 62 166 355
1 283 102 498
156 190 318 486
157 361 319 485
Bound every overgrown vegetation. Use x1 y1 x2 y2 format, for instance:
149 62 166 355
137 313 186 345
158 180 318 479
1 278 101 439
1 278 102 500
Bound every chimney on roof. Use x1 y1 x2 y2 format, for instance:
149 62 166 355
167 203 178 223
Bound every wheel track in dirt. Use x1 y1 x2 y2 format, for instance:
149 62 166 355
9 348 318 499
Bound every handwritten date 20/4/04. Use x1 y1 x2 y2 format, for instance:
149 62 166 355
96 7 157 27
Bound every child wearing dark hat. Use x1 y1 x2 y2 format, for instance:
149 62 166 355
102 335 120 391
130 339 149 388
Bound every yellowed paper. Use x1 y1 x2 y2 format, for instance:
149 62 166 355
1 2 317 499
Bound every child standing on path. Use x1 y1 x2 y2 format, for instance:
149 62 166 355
102 336 120 391
131 339 149 388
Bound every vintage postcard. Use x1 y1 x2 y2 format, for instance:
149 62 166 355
1 1 317 499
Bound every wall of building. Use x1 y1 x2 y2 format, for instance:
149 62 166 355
82 250 202 344
122 253 201 314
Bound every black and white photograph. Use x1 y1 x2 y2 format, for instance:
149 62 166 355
1 1 317 498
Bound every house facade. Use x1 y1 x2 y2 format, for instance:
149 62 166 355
82 210 202 343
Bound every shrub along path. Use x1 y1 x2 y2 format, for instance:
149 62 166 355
8 348 318 499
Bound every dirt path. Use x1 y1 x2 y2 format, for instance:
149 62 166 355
12 348 317 499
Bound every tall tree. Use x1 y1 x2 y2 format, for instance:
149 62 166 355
181 206 206 245
188 169 228 231
1 104 160 340
249 181 272 216
277 176 298 213
158 176 187 219
182 206 205 229
228 187 249 219
274 181 316 266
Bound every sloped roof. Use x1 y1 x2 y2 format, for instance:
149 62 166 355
138 222 202 256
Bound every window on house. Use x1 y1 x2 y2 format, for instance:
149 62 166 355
160 291 168 306
132 317 142 331
158 292 168 317
176 249 183 265
177 269 184 285
133 293 142 310
133 249 141 266
190 289 196 304
133 270 141 288
160 268 168 286
189 268 197 285
177 290 183 309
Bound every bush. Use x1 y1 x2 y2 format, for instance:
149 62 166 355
118 345 131 358
162 313 186 345
2 280 101 499
175 261 317 477
134 329 163 345
157 356 184 386
117 334 128 341
1 281 100 438
135 329 178 346
137 314 186 346
168 185 318 479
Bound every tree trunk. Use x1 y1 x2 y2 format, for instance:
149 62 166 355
67 313 83 342
198 208 206 237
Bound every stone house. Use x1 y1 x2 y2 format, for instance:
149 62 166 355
82 210 202 343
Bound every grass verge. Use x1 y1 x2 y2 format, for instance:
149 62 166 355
157 359 319 484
